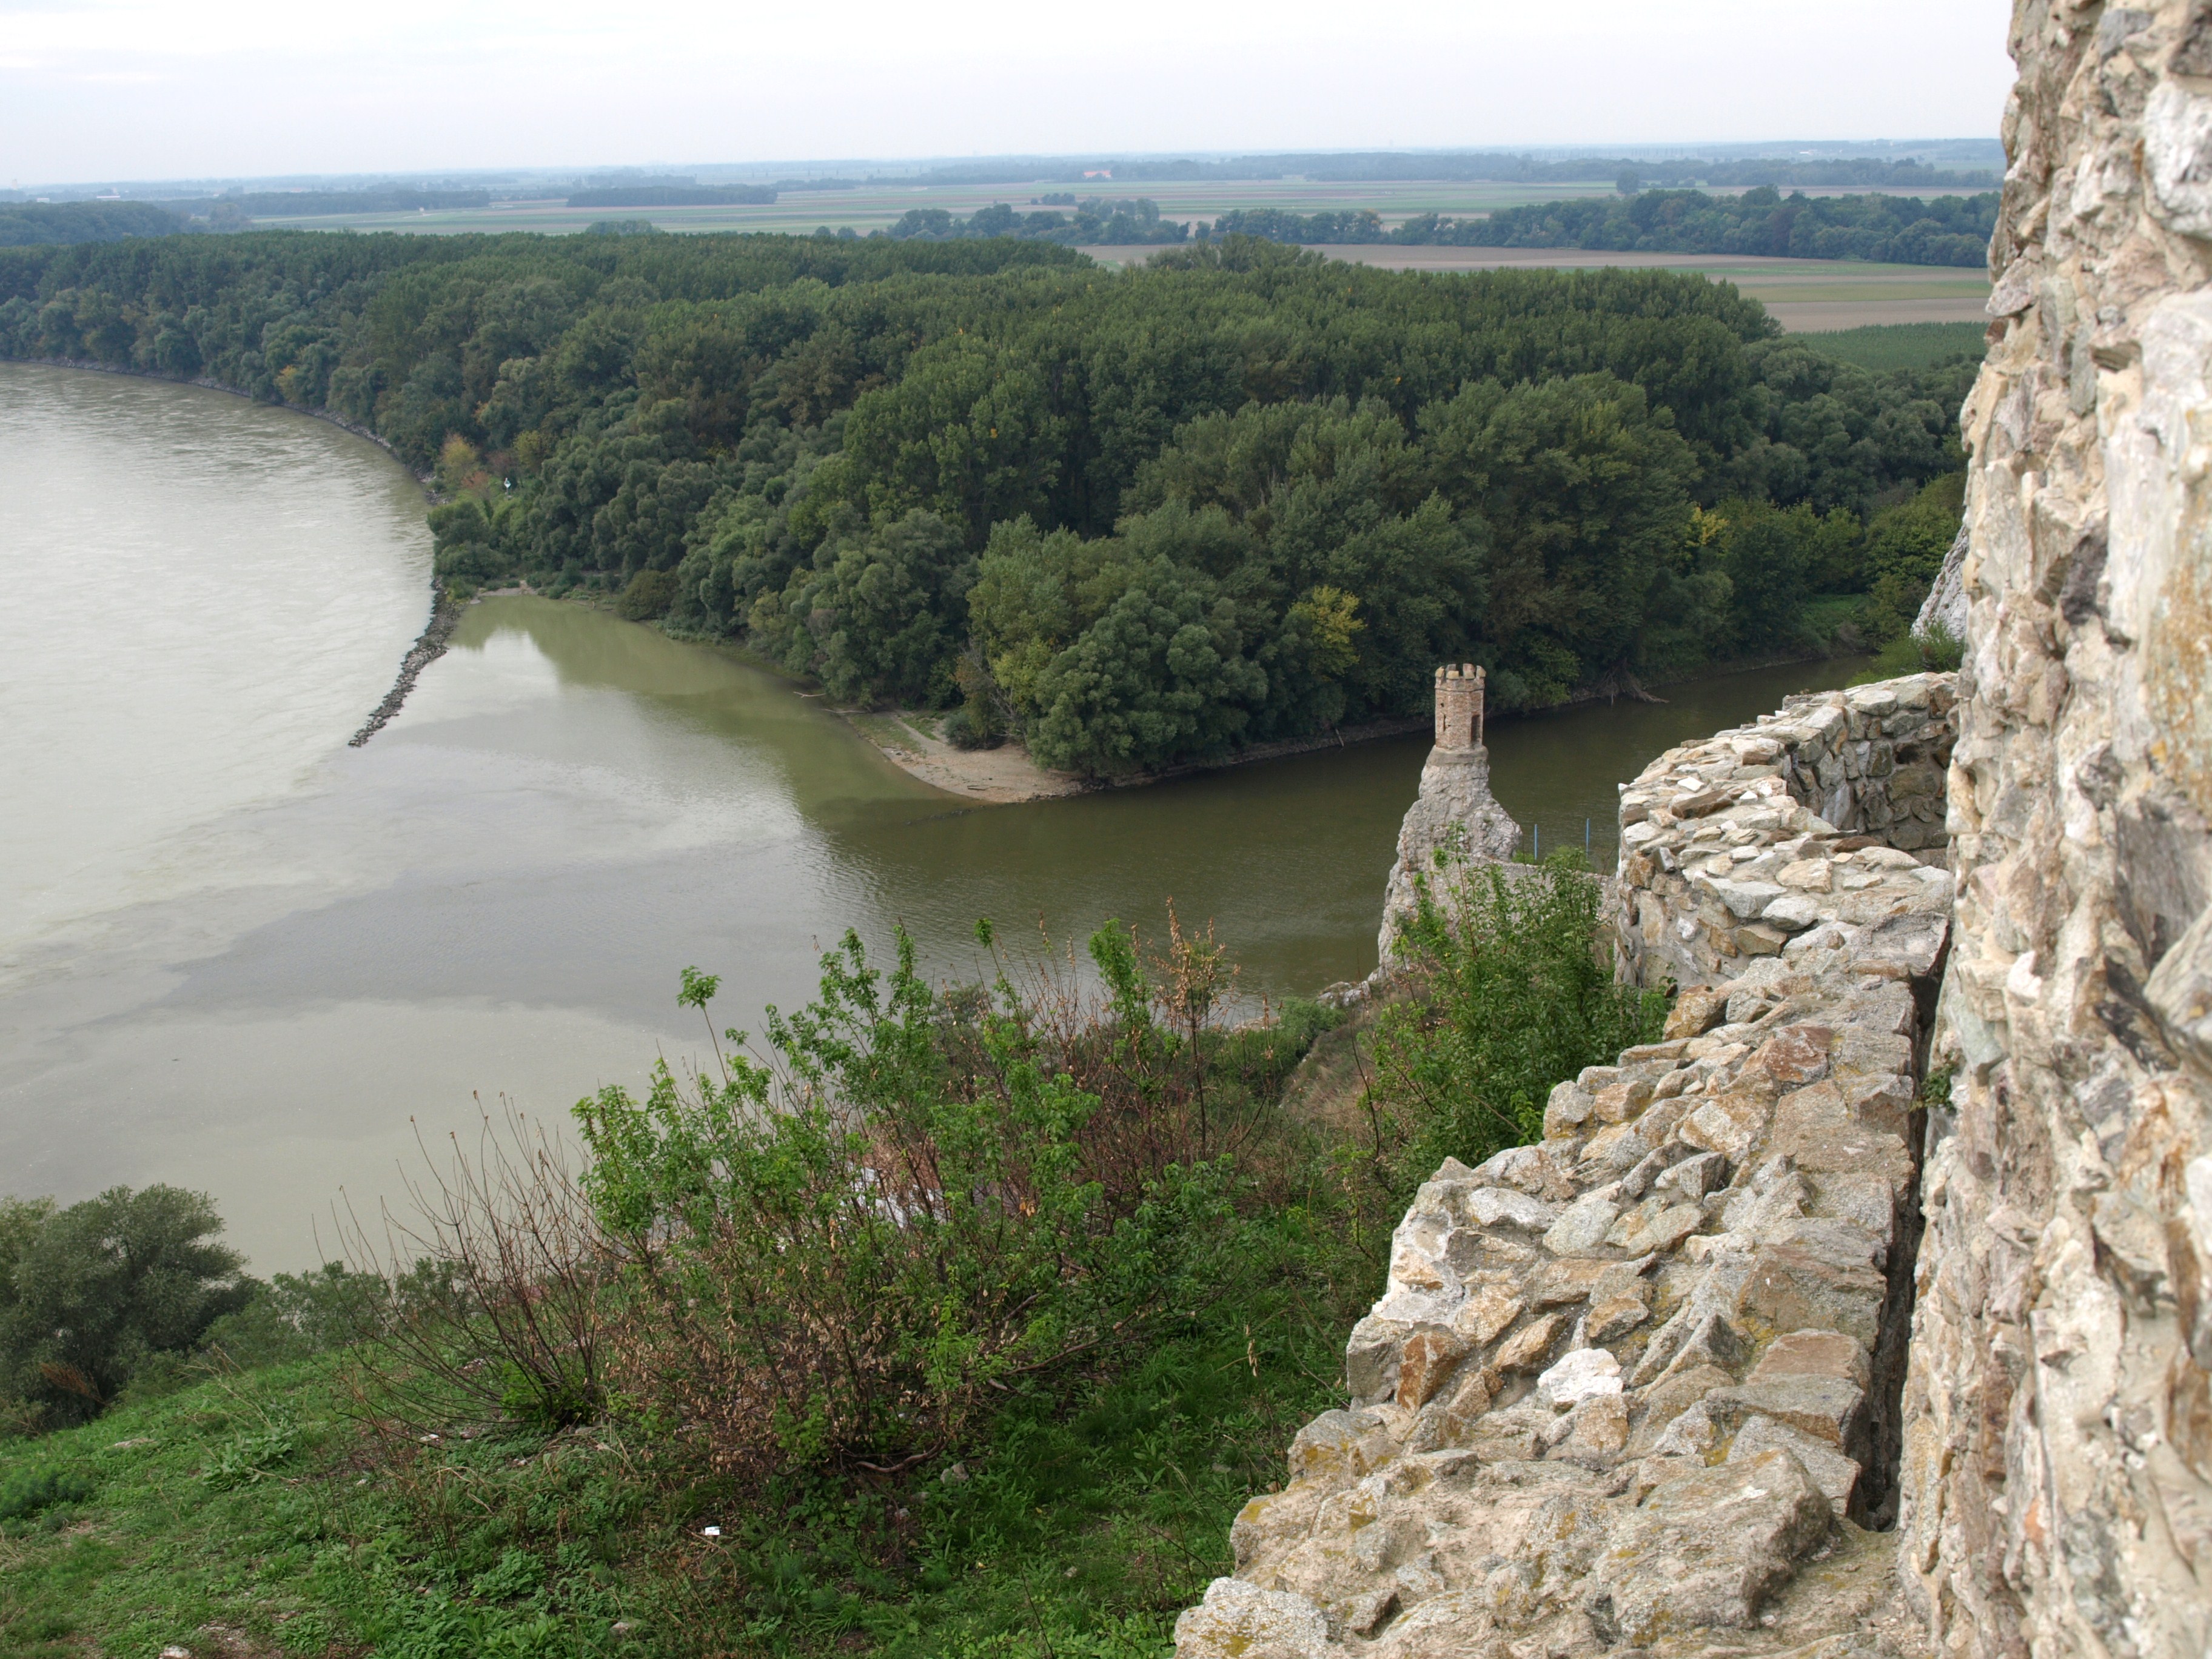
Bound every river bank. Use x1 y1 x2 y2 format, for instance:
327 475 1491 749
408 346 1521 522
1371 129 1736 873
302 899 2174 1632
12 363 1878 797
838 708 1440 803
829 649 1869 805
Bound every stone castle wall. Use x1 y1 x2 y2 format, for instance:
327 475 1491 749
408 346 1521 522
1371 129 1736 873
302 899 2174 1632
1613 675 1957 993
1176 679 1962 1659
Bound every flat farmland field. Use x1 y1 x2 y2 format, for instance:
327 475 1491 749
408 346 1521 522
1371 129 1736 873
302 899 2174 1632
1077 244 1991 332
262 179 1991 335
249 177 1634 238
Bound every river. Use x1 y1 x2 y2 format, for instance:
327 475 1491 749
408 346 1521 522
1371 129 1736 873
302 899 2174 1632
0 364 1863 1267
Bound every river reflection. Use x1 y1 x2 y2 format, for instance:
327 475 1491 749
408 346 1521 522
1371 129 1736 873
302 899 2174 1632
0 365 1863 1267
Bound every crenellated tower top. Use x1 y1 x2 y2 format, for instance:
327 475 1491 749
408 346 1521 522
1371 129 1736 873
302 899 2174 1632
1433 663 1486 751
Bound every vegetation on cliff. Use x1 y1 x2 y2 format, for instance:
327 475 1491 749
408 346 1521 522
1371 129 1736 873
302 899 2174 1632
0 860 1638 1656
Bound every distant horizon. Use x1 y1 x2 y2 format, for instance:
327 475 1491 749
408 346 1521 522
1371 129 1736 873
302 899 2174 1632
10 137 2009 199
1 0 2013 184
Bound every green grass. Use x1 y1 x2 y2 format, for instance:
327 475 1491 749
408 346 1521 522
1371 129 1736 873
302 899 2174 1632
1851 630 1965 685
1797 320 1989 371
0 1353 663 1658
0 1260 1355 1658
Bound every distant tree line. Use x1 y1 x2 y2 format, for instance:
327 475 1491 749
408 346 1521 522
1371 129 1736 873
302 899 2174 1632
164 189 495 217
0 190 509 247
902 153 1997 190
0 201 186 247
885 196 1188 246
0 228 1974 775
1212 188 1998 267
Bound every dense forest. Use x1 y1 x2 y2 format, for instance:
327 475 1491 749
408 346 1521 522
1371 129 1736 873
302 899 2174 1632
1213 187 1997 266
0 201 186 247
0 227 1974 774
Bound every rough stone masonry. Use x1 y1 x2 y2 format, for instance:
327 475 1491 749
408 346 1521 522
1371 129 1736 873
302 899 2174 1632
1898 4 2212 1654
1176 3 2212 1649
1178 680 1960 1659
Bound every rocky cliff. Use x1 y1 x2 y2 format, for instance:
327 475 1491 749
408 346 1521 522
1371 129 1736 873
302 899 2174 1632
1375 665 1522 965
1897 4 2212 1654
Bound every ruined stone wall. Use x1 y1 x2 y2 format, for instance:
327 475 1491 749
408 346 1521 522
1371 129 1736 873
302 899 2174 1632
1176 688 1960 1659
1897 5 2212 1655
1614 676 1958 994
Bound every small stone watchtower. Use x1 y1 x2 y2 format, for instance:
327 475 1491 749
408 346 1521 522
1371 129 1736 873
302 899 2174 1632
1375 662 1518 958
1433 663 1486 752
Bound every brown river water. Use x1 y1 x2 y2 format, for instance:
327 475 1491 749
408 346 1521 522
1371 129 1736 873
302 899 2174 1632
0 363 1860 1267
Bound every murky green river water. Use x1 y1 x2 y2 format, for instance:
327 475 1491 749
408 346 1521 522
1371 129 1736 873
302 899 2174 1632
0 364 1859 1266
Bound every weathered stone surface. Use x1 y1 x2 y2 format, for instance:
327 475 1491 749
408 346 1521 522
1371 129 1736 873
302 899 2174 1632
1376 725 1521 962
1581 1449 1832 1645
1492 1312 1566 1373
1890 8 2212 1658
1914 518 1971 646
1175 1578 1331 1659
1729 1413 1864 1517
1187 704 1953 1654
1665 986 1732 1039
1536 1346 1623 1408
1611 678 1959 993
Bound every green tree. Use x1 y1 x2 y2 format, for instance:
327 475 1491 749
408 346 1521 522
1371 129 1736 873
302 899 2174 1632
0 1186 252 1425
1420 373 1697 705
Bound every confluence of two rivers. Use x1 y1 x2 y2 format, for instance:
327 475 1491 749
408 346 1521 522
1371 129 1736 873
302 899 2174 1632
0 364 1861 1267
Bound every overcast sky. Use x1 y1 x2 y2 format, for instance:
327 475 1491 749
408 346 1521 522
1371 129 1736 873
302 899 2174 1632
4 0 2017 186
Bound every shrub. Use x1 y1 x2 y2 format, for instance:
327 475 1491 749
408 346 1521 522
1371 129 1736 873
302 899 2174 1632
1917 618 1966 672
571 921 1258 1483
339 1110 608 1435
940 703 998 749
196 1261 391 1368
1365 852 1667 1197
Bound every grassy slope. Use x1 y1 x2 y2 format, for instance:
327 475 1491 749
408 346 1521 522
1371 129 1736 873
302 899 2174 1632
0 1246 1358 1658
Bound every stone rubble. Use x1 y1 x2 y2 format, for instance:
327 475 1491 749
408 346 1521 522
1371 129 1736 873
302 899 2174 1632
1177 677 1960 1659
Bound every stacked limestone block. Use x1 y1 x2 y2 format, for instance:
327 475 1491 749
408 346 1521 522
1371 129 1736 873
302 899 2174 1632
1613 675 1959 994
1891 5 2212 1657
1176 678 1958 1659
